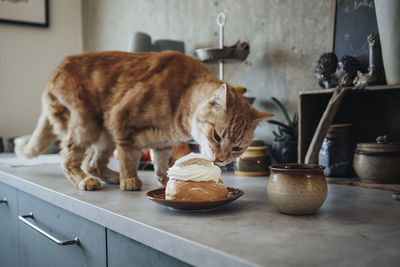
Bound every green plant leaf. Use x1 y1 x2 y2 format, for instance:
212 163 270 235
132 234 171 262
268 97 298 141
273 130 285 141
272 130 283 140
292 111 298 126
280 127 295 139
267 119 290 130
271 97 292 126
277 126 286 135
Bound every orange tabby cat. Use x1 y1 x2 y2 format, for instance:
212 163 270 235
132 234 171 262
15 51 272 191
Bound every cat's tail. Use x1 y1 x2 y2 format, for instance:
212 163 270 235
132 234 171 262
15 111 57 158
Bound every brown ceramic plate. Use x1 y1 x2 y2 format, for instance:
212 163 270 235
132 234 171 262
146 187 244 210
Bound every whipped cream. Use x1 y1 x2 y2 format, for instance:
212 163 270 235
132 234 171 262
167 153 221 182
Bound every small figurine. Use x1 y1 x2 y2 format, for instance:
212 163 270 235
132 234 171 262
376 135 389 144
353 33 384 87
315 52 362 88
335 55 361 87
314 52 338 89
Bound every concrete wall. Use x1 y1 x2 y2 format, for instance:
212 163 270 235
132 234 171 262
0 0 82 139
0 0 333 144
82 0 332 143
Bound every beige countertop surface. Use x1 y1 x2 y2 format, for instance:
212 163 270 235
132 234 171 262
0 153 399 267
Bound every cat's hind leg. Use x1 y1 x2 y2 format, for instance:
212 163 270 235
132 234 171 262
60 133 101 190
153 146 173 186
82 132 120 184
60 111 104 191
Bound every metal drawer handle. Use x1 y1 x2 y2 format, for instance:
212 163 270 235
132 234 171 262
18 213 79 246
0 197 7 203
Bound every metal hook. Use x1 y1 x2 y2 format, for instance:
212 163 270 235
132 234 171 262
216 13 226 81
216 13 226 27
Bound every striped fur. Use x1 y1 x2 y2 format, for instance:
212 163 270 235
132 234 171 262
15 51 272 191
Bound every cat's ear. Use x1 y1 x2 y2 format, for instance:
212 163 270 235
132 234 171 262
213 83 227 109
253 109 273 126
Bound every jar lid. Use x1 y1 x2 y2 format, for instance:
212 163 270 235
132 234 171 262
269 163 325 172
250 139 265 147
247 146 268 151
327 123 352 138
356 136 400 154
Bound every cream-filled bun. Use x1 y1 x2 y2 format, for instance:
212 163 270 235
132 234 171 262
166 153 228 201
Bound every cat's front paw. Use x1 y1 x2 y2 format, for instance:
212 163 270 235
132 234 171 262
78 177 101 191
120 177 142 191
157 175 169 187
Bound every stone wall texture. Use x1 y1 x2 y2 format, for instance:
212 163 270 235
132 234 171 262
82 0 332 143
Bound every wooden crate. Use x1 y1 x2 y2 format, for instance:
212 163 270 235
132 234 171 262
299 85 400 163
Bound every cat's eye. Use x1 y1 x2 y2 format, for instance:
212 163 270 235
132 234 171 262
213 130 221 143
232 147 242 152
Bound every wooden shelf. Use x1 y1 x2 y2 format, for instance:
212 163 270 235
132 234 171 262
300 84 400 95
327 178 400 192
299 85 400 162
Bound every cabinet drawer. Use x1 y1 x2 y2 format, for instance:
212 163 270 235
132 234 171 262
0 181 19 267
18 191 106 267
107 229 191 267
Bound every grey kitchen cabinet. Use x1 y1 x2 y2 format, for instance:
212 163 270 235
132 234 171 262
18 191 107 267
0 181 191 267
107 229 192 267
0 182 19 267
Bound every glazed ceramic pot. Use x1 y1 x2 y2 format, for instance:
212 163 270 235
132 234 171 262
234 140 271 176
353 137 400 184
267 164 327 215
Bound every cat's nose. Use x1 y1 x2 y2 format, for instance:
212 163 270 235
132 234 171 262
214 158 232 166
214 156 223 163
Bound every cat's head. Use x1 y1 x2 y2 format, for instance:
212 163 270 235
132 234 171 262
191 83 273 166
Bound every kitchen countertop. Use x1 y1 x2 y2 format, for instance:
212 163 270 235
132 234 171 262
0 154 399 267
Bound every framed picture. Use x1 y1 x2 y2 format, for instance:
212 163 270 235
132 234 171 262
0 0 49 28
329 0 379 72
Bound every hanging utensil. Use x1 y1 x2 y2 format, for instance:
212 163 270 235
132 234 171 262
216 13 226 81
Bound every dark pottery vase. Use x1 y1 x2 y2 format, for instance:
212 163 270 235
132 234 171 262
318 124 355 177
271 139 298 163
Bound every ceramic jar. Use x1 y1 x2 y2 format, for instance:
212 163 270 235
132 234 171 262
271 139 298 163
267 164 327 215
234 140 271 176
353 136 400 184
318 124 354 177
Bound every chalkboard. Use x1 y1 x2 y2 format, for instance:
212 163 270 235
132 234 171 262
333 0 379 72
